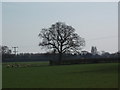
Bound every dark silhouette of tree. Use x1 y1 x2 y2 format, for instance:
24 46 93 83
91 46 97 55
38 22 85 64
101 51 110 58
2 46 11 54
2 46 13 60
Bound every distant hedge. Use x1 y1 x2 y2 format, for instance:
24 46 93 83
49 57 119 65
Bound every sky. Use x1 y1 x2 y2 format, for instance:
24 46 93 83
2 2 118 53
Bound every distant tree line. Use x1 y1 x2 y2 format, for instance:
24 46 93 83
1 45 119 64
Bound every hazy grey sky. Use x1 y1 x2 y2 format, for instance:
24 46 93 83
2 2 118 53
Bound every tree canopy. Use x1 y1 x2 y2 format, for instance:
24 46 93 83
38 22 85 62
1 46 11 55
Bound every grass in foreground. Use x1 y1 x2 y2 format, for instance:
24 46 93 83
2 62 118 88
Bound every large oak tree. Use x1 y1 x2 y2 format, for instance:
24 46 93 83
38 22 85 63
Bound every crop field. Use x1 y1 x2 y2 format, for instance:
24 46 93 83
2 62 118 88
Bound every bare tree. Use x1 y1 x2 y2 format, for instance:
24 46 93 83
38 22 85 64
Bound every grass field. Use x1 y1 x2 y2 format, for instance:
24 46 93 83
2 62 118 88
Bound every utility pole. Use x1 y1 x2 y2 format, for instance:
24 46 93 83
12 47 18 55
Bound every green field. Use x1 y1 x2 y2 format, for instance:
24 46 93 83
2 62 118 88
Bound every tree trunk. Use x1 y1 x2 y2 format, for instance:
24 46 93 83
58 52 62 65
58 43 63 65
